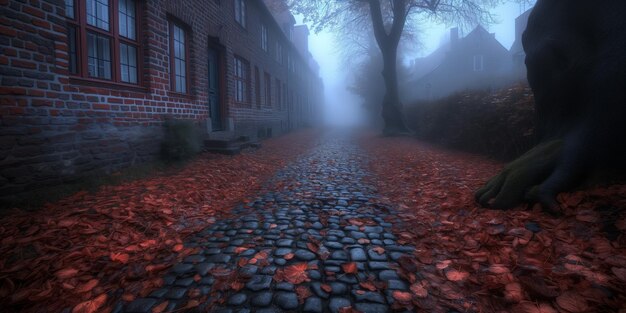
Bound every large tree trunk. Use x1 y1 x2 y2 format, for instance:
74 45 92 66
368 0 410 135
380 43 409 135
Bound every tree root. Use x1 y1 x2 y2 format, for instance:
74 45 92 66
475 140 563 210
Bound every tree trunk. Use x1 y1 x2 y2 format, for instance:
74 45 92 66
380 43 409 135
368 0 410 135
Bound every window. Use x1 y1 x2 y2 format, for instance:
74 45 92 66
283 82 287 110
234 56 249 103
261 24 268 52
234 0 246 28
170 23 188 93
65 0 75 18
264 72 271 107
276 42 282 63
65 0 141 84
275 79 281 109
473 55 484 71
255 66 261 108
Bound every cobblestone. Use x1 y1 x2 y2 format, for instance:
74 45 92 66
117 133 415 312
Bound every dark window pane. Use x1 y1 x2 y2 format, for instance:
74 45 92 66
172 24 186 93
87 0 110 31
67 26 78 74
120 43 137 83
119 0 136 39
65 0 75 18
87 32 112 79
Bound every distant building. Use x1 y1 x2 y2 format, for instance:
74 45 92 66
403 26 511 101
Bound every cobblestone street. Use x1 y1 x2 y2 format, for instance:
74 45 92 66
119 132 414 312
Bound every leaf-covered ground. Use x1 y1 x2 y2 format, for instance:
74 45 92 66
362 134 626 313
0 131 317 313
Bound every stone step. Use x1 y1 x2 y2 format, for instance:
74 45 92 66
204 136 261 155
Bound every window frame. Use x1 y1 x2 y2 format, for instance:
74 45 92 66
234 0 246 28
264 72 271 108
65 0 144 86
261 24 268 52
169 21 191 94
234 55 250 105
255 66 261 108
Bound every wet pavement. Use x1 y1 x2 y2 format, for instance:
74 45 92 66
118 132 415 312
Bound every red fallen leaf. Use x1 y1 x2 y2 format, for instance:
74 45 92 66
124 245 141 252
341 262 358 274
237 258 248 267
556 291 588 313
284 253 294 260
110 252 130 264
436 260 452 270
295 285 312 303
372 246 385 255
234 247 248 254
122 293 135 302
172 244 184 252
72 293 107 313
359 281 377 291
445 269 469 282
269 223 277 229
504 283 523 303
392 290 412 302
145 263 170 273
513 302 558 313
410 281 428 298
139 239 156 248
415 249 433 264
55 268 79 279
488 264 510 274
231 281 245 291
152 301 169 313
183 299 200 309
253 250 269 260
339 306 364 313
193 274 201 282
321 284 332 293
75 279 99 293
357 238 370 244
282 263 310 284
355 290 366 295
306 242 319 253
438 283 464 300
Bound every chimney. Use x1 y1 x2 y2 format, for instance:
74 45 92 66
450 27 459 49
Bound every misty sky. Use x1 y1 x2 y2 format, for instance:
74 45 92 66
298 1 534 127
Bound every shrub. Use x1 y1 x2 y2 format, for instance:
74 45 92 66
405 83 537 161
160 119 202 161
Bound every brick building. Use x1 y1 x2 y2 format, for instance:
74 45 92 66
0 0 323 199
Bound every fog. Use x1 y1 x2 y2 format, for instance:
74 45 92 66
298 1 536 128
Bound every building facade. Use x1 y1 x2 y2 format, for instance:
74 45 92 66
0 0 323 199
403 26 511 101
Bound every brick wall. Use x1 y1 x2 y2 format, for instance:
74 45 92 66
0 0 323 202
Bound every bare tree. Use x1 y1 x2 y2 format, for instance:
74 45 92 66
289 0 501 135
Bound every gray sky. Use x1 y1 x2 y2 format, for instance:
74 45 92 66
299 1 534 127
